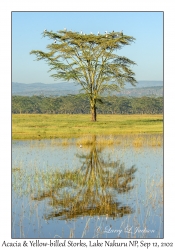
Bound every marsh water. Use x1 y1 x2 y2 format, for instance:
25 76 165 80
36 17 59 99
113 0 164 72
12 135 163 238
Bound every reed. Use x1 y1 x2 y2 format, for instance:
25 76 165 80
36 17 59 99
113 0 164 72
132 137 144 147
61 139 69 146
96 136 115 145
76 136 95 146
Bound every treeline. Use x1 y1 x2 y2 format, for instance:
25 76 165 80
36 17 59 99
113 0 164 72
12 95 163 114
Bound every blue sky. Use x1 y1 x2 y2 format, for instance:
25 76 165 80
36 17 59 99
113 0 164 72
12 11 163 84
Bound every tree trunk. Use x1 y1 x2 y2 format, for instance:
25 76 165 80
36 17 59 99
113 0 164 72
91 104 97 122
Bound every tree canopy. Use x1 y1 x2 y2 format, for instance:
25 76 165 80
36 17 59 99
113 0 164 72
30 29 137 121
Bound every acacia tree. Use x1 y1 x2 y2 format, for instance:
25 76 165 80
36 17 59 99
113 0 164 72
30 29 137 121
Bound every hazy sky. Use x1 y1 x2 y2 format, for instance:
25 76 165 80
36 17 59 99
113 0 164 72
12 11 163 84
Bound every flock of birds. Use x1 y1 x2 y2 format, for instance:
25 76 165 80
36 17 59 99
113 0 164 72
44 29 123 43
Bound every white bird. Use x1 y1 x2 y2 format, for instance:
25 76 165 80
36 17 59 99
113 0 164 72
64 28 67 31
98 31 100 35
80 31 83 34
54 39 57 43
79 144 82 148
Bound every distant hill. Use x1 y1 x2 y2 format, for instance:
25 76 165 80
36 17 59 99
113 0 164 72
12 81 163 97
116 86 163 97
12 82 80 96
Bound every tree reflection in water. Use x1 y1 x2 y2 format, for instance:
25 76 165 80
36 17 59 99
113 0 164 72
31 137 137 221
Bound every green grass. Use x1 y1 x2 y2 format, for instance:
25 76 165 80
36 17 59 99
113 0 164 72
12 114 163 140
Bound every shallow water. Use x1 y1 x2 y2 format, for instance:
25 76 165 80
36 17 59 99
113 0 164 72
12 137 163 238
